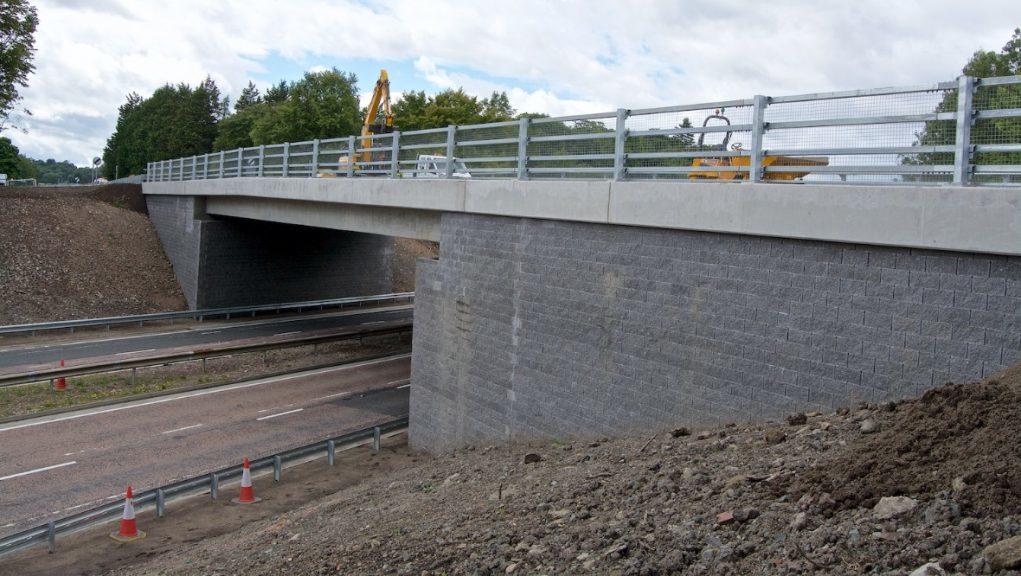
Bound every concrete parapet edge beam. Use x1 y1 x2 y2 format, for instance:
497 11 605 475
143 178 1021 256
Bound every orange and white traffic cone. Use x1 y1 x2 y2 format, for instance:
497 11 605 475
54 360 66 391
110 485 145 542
231 457 260 504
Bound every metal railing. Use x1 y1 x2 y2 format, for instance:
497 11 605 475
0 292 414 337
0 320 412 388
145 75 1021 186
0 417 408 557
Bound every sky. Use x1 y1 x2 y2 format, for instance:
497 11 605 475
7 0 1021 165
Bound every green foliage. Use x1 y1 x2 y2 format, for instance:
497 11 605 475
249 68 361 145
28 157 95 183
235 81 261 112
908 28 1021 180
0 0 37 130
102 76 228 177
0 136 22 176
393 88 515 130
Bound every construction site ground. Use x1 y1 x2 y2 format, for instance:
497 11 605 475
3 363 1018 575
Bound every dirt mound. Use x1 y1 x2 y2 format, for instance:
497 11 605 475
0 187 186 324
104 363 1021 576
788 364 1021 515
393 237 438 292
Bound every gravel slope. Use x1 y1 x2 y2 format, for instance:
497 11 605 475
108 363 1021 576
0 185 187 324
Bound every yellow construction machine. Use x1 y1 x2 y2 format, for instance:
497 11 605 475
322 69 395 176
689 109 827 181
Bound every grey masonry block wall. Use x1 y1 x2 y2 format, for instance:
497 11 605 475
409 212 1021 454
146 194 393 309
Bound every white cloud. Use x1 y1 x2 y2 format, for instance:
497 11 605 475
8 0 1020 163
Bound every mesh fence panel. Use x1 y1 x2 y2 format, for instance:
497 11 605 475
454 123 519 177
972 79 1021 184
626 104 752 180
527 116 615 178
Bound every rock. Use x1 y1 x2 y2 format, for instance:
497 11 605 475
859 419 880 434
523 453 542 464
716 511 735 525
696 430 713 440
724 475 749 489
526 545 547 558
872 496 917 520
786 413 807 426
505 562 519 573
671 427 690 437
790 512 808 531
908 562 946 576
951 476 967 492
983 535 1021 571
763 430 787 445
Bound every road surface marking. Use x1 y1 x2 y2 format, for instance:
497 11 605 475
0 353 410 433
161 423 204 435
256 408 304 421
0 461 76 482
116 348 155 355
387 379 410 387
311 391 354 402
397 383 411 389
200 331 221 335
275 331 300 337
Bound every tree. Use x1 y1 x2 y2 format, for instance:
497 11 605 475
249 68 361 145
0 0 37 130
392 88 515 131
908 28 1021 181
235 81 261 112
263 80 290 104
0 136 37 178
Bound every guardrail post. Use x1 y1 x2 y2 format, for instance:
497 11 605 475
203 154 209 179
190 155 196 180
613 108 629 181
748 94 767 183
953 75 975 186
517 117 530 180
311 139 319 177
47 520 55 553
372 426 381 452
178 158 184 181
390 131 400 177
156 488 166 517
218 150 225 178
258 145 265 177
209 473 218 500
273 455 282 481
236 148 243 177
282 142 290 177
347 136 356 177
445 125 457 178
327 439 336 465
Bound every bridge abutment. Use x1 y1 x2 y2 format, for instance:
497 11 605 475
146 194 393 309
409 212 1020 453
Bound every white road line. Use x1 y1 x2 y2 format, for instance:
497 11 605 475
200 331 221 335
161 423 204 435
0 461 76 482
387 379 410 387
0 353 411 433
116 348 155 355
256 408 303 421
311 391 353 402
274 331 300 337
397 383 411 389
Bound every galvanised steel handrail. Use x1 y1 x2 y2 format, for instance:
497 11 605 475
0 292 414 336
0 416 409 557
145 75 1021 186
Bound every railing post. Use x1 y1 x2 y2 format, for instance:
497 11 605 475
236 148 243 177
156 488 166 517
311 139 319 177
190 155 196 180
517 117 530 180
613 108 629 181
273 455 282 481
390 131 400 177
444 125 456 178
953 75 975 186
281 142 290 177
327 439 336 465
258 145 265 177
347 136 356 177
178 158 184 181
748 94 767 183
217 150 223 178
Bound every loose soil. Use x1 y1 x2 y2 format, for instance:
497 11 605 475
17 363 1016 575
0 185 186 324
393 237 438 292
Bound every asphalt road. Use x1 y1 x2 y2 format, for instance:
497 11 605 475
0 306 413 369
0 354 411 538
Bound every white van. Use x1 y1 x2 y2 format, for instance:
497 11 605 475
410 155 471 179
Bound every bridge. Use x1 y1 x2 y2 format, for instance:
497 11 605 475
142 75 1021 452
